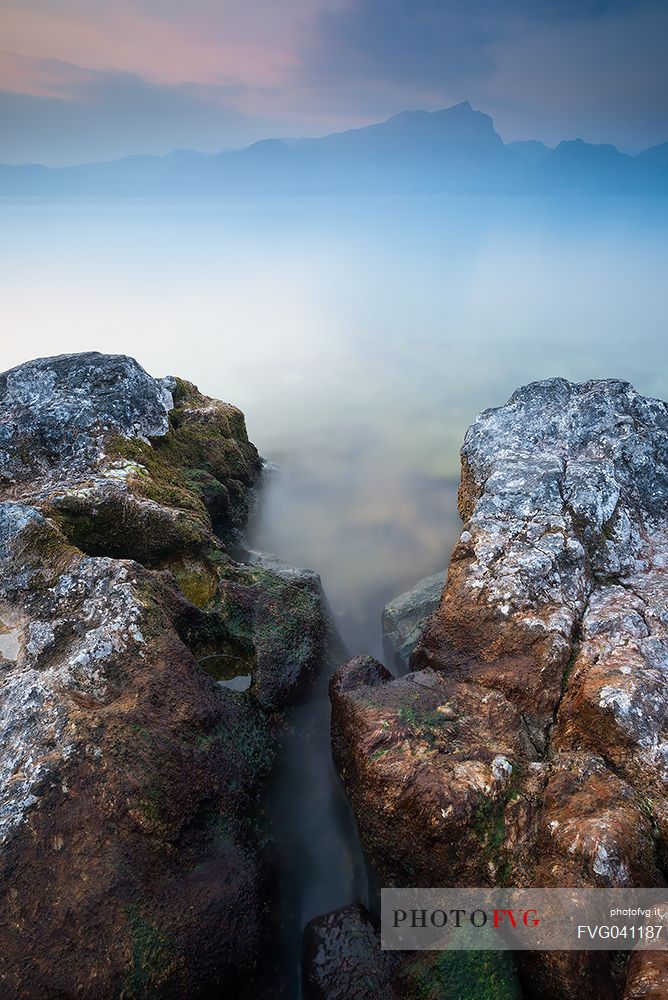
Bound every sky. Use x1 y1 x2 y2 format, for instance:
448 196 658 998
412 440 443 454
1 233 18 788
1 0 667 165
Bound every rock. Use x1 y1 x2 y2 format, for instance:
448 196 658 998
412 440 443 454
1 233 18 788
331 379 668 1000
622 896 668 999
0 352 261 562
0 353 335 997
412 379 668 891
302 903 523 1000
247 547 323 591
0 503 269 998
0 352 174 481
624 951 668 999
382 571 446 671
330 658 537 887
302 904 401 1000
413 378 668 747
213 559 335 709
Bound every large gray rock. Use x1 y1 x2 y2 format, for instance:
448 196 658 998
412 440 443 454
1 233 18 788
332 379 668 1000
0 351 262 562
0 352 174 486
247 547 323 592
382 571 446 671
0 352 333 998
302 904 401 1000
414 379 668 803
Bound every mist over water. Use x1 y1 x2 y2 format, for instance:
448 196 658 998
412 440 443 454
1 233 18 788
2 193 667 996
2 194 667 653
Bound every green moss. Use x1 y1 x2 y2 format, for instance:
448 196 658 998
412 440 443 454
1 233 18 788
471 765 524 885
17 519 80 587
52 493 210 565
197 707 273 773
135 786 165 829
396 704 455 744
161 556 220 608
122 903 176 999
109 388 255 521
110 434 211 516
473 796 507 857
399 950 522 1000
215 562 322 669
129 723 152 742
98 383 259 562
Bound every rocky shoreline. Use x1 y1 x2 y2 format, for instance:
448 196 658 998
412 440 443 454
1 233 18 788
0 353 340 998
323 378 668 1000
1 357 667 999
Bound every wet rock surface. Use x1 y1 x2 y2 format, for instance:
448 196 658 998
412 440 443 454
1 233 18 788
0 353 334 998
331 379 668 1000
382 570 446 671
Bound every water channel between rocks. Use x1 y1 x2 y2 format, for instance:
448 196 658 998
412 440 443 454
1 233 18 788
243 466 460 999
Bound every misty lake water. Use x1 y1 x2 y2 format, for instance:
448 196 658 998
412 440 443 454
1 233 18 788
2 194 668 995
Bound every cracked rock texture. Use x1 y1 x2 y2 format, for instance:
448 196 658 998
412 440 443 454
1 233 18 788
0 353 333 999
331 379 668 1000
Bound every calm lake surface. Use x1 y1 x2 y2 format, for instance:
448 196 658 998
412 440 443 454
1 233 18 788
2 194 667 996
3 195 667 654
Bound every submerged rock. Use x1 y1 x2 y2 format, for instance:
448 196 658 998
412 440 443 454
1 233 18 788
624 951 668 999
382 570 446 671
0 353 333 998
331 379 668 1000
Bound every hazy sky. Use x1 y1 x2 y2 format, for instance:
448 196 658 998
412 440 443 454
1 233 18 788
2 0 667 165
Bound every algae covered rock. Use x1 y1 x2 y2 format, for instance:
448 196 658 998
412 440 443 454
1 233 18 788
0 352 335 998
330 657 537 887
0 351 261 562
302 903 402 1000
0 502 269 998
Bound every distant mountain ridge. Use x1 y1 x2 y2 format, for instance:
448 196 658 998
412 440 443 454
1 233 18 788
1 101 666 196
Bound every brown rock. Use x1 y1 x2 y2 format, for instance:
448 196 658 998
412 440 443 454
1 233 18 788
330 658 536 887
331 379 668 1000
0 353 337 997
624 951 668 999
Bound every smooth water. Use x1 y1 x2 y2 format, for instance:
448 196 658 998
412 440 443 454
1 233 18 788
2 194 667 995
2 196 667 655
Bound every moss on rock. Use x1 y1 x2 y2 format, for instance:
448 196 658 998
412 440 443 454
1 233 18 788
398 950 522 1000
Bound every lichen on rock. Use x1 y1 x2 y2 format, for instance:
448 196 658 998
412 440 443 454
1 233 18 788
0 352 335 998
330 378 668 1000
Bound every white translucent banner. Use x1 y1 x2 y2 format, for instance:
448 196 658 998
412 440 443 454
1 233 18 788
381 889 668 950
